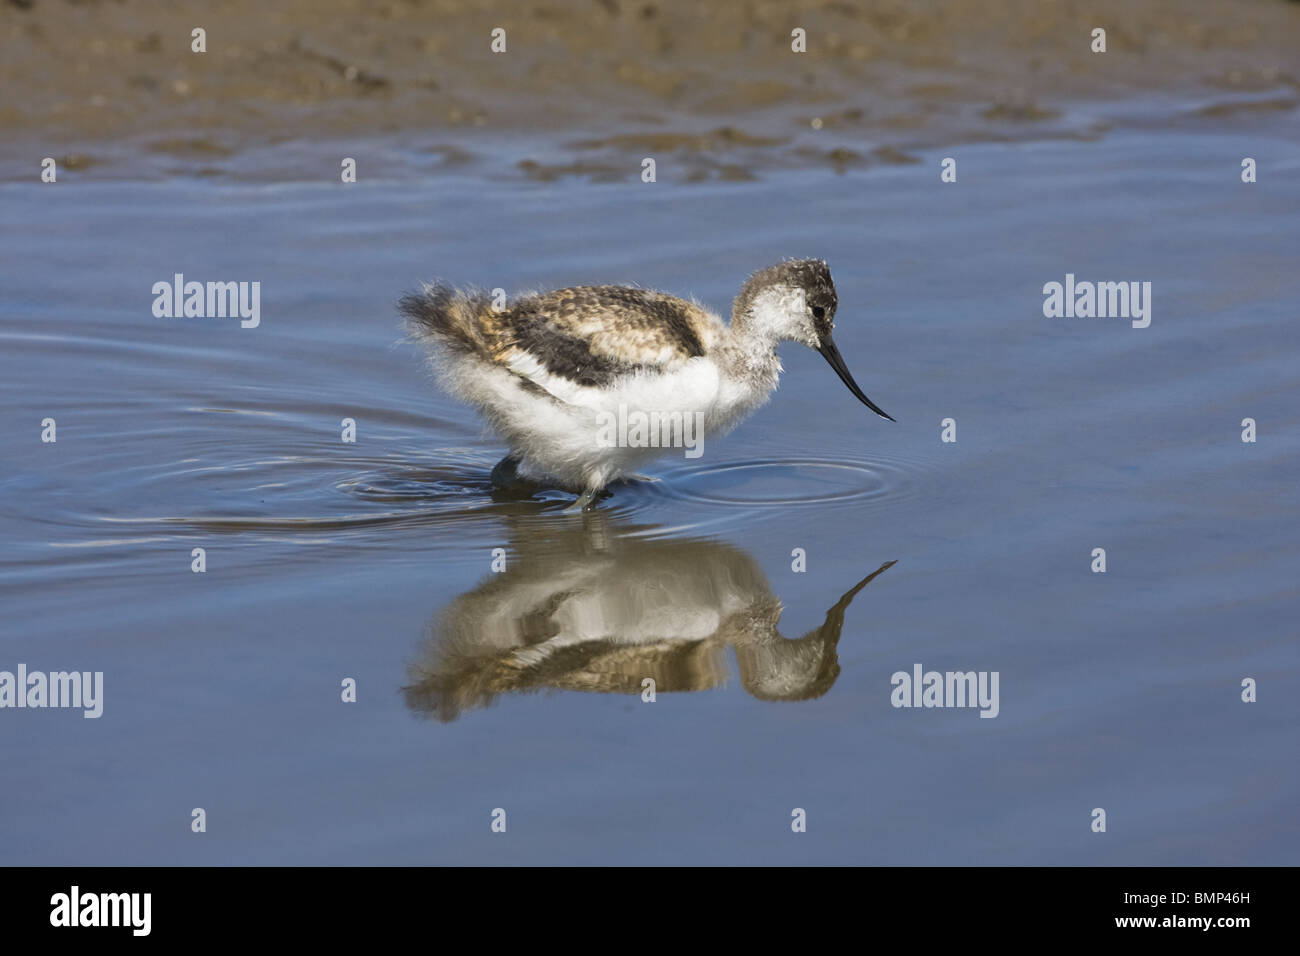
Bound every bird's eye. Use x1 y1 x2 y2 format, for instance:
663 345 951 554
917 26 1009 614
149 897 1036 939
812 306 825 320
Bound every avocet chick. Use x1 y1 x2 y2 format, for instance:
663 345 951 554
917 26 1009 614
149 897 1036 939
400 259 893 510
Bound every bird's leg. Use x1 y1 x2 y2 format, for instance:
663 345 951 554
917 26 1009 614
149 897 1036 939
490 454 522 489
562 485 602 514
624 473 662 483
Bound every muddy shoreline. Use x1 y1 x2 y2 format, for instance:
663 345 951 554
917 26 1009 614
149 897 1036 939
3 0 1299 181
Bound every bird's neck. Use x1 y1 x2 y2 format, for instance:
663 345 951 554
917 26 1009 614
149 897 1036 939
718 309 783 399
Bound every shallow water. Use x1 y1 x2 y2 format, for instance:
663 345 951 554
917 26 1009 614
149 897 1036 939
2 125 1298 864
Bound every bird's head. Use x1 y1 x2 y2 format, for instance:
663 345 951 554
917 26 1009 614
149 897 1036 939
733 259 894 422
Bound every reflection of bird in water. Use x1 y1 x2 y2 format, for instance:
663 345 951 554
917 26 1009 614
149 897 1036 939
404 516 895 722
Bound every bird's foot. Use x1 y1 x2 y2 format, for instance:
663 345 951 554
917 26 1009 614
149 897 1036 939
562 488 601 514
490 455 523 490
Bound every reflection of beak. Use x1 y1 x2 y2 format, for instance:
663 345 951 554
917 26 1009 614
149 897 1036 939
816 336 895 422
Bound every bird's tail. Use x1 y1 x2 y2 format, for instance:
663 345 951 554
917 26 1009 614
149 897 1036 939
398 283 494 360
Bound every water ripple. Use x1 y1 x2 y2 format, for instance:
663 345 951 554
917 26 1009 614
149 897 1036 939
648 454 939 514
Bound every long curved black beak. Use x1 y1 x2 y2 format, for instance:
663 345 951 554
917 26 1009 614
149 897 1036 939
816 336 895 422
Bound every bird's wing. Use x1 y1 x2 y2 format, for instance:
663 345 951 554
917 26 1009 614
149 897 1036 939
481 286 723 396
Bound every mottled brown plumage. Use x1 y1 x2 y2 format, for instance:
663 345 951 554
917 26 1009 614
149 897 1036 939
401 283 722 390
